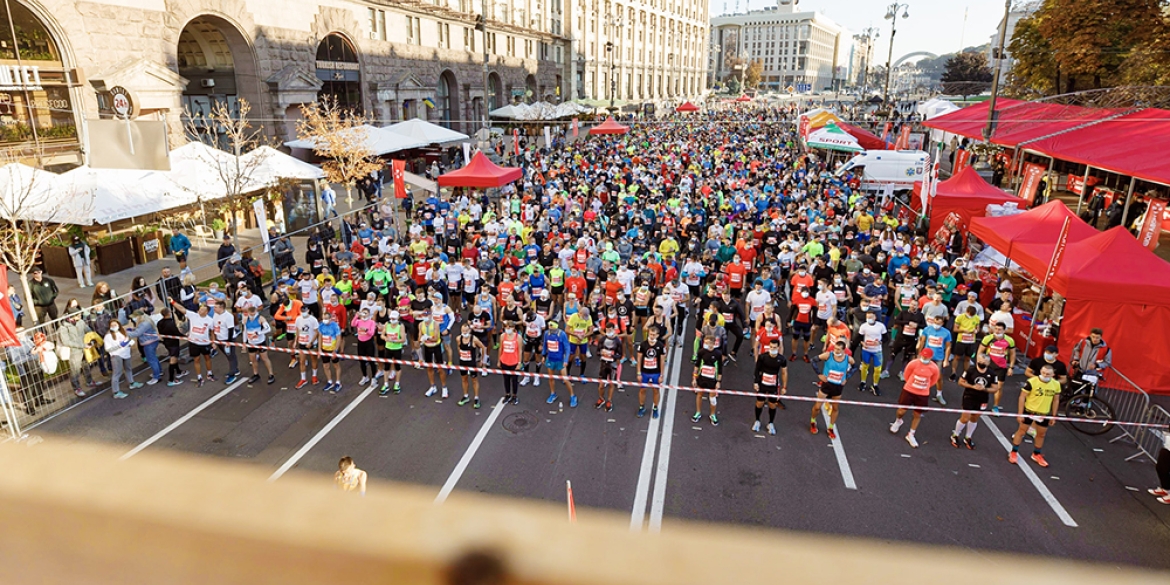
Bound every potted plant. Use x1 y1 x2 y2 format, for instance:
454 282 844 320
129 224 164 265
40 230 80 279
93 232 134 275
211 218 227 240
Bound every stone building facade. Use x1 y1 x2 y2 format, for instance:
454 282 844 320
3 0 572 168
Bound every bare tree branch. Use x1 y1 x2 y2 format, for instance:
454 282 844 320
296 97 381 203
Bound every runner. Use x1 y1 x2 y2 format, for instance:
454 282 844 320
542 321 576 408
916 315 952 405
812 341 853 439
211 302 240 384
692 333 723 426
169 299 215 387
752 338 788 435
351 307 380 387
418 310 448 399
889 348 941 448
950 304 982 382
951 353 998 449
379 311 407 396
455 322 487 409
595 321 624 412
856 310 887 396
498 320 522 404
977 321 1016 412
1008 364 1062 468
520 310 547 387
636 326 666 419
318 310 344 393
293 307 320 389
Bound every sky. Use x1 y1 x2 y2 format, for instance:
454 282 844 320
712 0 1010 59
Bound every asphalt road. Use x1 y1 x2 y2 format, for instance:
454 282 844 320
33 319 1170 570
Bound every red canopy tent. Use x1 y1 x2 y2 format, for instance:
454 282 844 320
734 94 752 102
968 200 1099 279
922 99 1119 147
588 117 630 135
436 151 522 188
836 121 887 151
1025 108 1170 187
1050 228 1170 393
925 166 1017 238
675 101 700 113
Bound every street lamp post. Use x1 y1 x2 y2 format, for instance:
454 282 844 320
604 12 624 111
882 2 909 112
709 41 721 89
984 0 1013 140
477 0 490 130
854 26 879 94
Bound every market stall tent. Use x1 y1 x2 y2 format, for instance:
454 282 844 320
436 151 522 188
382 118 470 146
0 163 89 224
238 146 326 188
836 121 888 151
1051 227 1170 393
1024 108 1170 187
284 125 428 156
804 122 862 152
588 117 629 135
675 101 700 113
968 200 1099 279
925 166 1018 238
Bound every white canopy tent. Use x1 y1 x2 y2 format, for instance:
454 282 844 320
489 101 594 120
0 163 91 224
239 146 326 187
284 124 428 156
917 98 961 120
59 166 189 225
382 118 469 146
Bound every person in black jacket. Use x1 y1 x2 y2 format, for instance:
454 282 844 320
753 338 789 434
216 236 236 270
156 308 188 386
28 268 58 322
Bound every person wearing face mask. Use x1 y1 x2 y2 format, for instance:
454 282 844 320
317 311 344 393
103 319 142 399
594 322 624 412
170 299 216 387
541 321 575 408
1026 345 1068 386
889 348 941 448
351 308 379 386
242 306 275 385
379 311 407 396
856 310 887 396
498 320 523 405
752 338 789 435
812 340 853 439
692 334 723 426
977 321 1016 413
1009 364 1061 468
456 322 489 409
634 327 666 419
951 354 999 449
916 315 952 406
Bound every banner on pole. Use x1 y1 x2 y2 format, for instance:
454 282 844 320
1019 162 1046 204
253 199 270 253
392 159 407 199
571 117 579 137
953 149 971 174
880 122 892 144
1139 199 1166 250
513 128 521 155
1042 217 1072 288
543 125 552 148
461 142 471 164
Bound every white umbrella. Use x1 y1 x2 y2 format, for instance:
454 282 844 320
382 118 470 146
59 166 184 224
0 162 90 224
239 146 325 187
285 125 428 156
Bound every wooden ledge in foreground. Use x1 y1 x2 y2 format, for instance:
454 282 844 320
0 439 1165 585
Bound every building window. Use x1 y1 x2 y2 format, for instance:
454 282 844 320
406 16 421 45
464 27 476 51
438 22 450 48
368 9 386 41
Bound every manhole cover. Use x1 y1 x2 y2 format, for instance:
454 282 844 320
501 411 539 434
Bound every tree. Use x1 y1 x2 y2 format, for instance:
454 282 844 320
1005 13 1058 97
1120 13 1170 86
296 97 381 206
182 98 270 239
0 149 91 325
940 51 993 97
744 59 764 90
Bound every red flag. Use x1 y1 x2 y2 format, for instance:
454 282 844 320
953 149 971 174
0 265 19 347
895 125 911 150
392 159 407 199
880 122 892 144
571 117 579 138
1042 217 1072 289
513 129 521 155
1139 199 1166 251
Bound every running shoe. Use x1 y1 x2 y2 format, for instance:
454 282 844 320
426 386 437 397
547 393 558 405
1030 453 1049 468
809 420 818 434
752 420 761 432
728 354 737 363
949 372 958 382
333 383 343 393
288 359 297 369
197 377 205 388
881 369 890 379
129 382 144 390
992 405 1002 413
871 385 882 397
474 398 481 409
207 372 216 381
790 353 797 361
709 413 719 426
950 433 960 448
267 375 276 385
379 383 390 397
177 370 189 379
1008 451 1018 464
652 405 659 419
802 355 810 363
767 422 776 435
295 379 308 390
248 374 260 384
858 381 868 393
458 395 471 406
905 433 919 448
393 382 402 394
898 371 905 382
828 427 837 440
570 396 579 408
692 412 702 423
441 387 449 399
146 378 159 386
225 374 237 385
520 376 530 386
1158 495 1170 505
358 376 370 386
604 400 613 412
889 418 904 434
311 376 319 385
511 396 519 406
74 389 87 397
113 391 128 399
1149 488 1170 497
933 392 947 406
323 382 335 393
167 380 182 387
637 406 646 418
595 398 605 409
964 437 975 450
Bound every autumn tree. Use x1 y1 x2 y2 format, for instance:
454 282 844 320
296 97 381 206
1119 13 1170 86
744 59 764 89
1005 12 1058 98
941 51 993 98
182 97 270 239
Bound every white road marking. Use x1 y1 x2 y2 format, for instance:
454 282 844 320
434 397 508 504
268 384 376 481
968 464 981 468
119 378 247 461
824 410 858 490
648 342 685 533
984 418 1078 527
629 346 672 531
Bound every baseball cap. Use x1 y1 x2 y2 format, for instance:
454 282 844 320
918 348 935 360
1044 345 1059 353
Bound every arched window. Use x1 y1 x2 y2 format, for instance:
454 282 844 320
437 70 458 129
315 33 361 110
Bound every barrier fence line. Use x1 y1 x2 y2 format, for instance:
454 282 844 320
156 335 1170 430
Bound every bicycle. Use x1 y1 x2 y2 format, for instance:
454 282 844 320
1060 371 1116 435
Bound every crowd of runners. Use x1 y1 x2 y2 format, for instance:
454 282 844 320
64 106 1125 472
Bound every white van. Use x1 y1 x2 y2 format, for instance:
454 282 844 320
835 150 928 196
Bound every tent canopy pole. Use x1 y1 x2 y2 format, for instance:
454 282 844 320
1075 165 1092 215
1120 176 1138 228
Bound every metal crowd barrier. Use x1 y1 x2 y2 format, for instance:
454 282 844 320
1125 405 1170 464
1095 367 1151 449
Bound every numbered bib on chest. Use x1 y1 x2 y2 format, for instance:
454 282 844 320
460 349 473 361
826 370 845 384
912 374 931 390
959 332 975 344
643 356 658 369
700 364 717 378
761 373 777 386
546 339 560 353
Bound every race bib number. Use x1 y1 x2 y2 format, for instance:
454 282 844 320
798 305 811 314
459 349 472 361
601 348 614 361
912 374 931 390
902 323 917 336
864 338 880 349
835 290 845 301
989 346 1005 358
321 335 336 350
313 259 323 268
297 333 310 345
502 340 517 353
700 364 717 379
301 290 312 301
547 340 560 353
959 332 975 344
927 335 944 348
827 370 845 384
761 373 777 386
643 356 658 369
247 331 260 343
